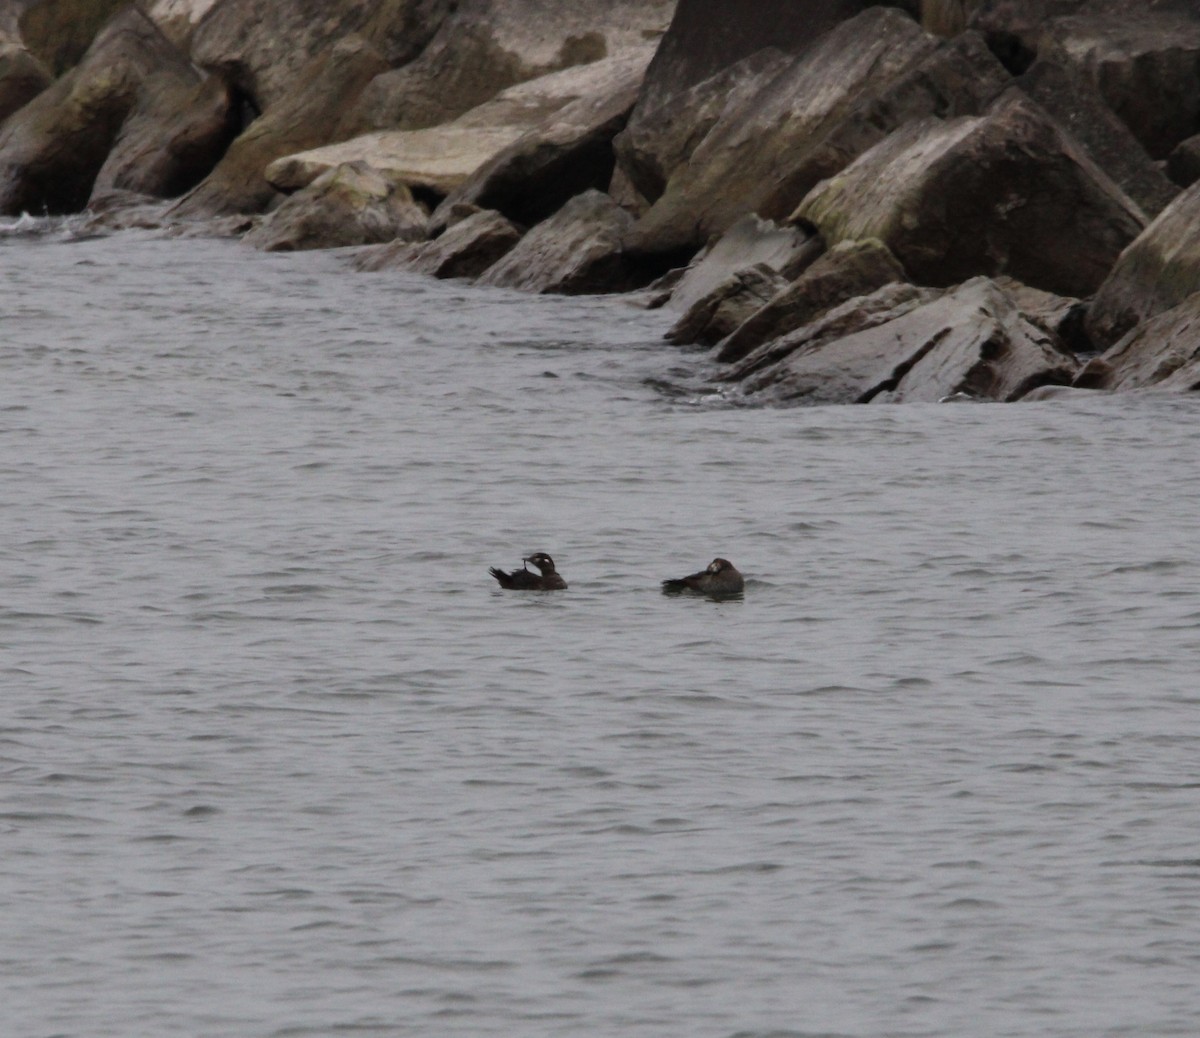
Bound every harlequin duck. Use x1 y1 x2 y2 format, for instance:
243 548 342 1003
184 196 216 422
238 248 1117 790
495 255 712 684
489 552 568 590
661 557 744 596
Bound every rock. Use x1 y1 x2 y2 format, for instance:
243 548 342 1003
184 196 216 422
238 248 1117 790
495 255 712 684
169 35 390 218
267 53 652 202
715 239 908 363
1167 134 1200 188
625 9 940 258
1086 179 1200 346
665 215 820 316
0 8 213 215
1015 57 1179 216
795 92 1145 299
992 275 1089 352
666 264 789 347
91 68 235 201
720 282 940 386
478 189 633 294
431 49 651 228
354 208 522 278
1036 10 1200 161
337 0 674 135
727 278 1077 404
77 189 174 232
243 161 428 252
189 0 452 112
18 0 130 76
0 39 52 123
145 1 224 47
1086 292 1200 391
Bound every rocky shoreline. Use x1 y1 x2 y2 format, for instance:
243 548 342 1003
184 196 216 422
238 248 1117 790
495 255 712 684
3 0 1199 402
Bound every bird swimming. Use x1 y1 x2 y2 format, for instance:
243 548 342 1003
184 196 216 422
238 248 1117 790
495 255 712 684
489 551 568 590
661 557 744 596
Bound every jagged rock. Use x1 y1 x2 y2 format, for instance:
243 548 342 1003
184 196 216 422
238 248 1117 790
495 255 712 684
1085 292 1200 391
666 264 789 346
1036 10 1200 161
243 160 428 252
665 215 819 316
478 189 633 294
354 208 522 278
91 69 235 201
337 0 674 136
795 92 1145 299
715 239 908 363
720 282 940 386
1015 57 1179 216
1086 179 1200 346
992 275 1089 352
624 9 939 258
0 39 52 123
0 8 216 215
431 49 650 228
145 1 224 47
726 278 1076 405
17 0 129 76
1168 134 1200 188
169 35 389 218
189 0 452 112
266 54 651 202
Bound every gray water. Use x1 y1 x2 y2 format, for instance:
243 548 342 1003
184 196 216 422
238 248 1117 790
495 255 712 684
3 224 1199 1038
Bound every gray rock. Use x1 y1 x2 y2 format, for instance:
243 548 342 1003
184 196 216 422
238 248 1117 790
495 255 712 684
666 264 789 347
17 0 130 77
1086 178 1200 346
0 8 211 215
354 208 522 278
625 8 938 257
478 189 633 294
432 49 650 228
243 161 428 252
169 35 390 218
1015 57 1179 216
339 0 674 136
1087 292 1200 391
665 215 820 316
0 39 52 123
795 92 1145 299
715 238 908 363
727 278 1077 405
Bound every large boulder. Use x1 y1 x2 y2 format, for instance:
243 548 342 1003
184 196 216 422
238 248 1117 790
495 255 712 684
169 35 389 218
144 1 223 47
1015 57 1179 216
17 0 129 76
478 189 634 294
725 278 1077 404
91 67 235 201
354 208 522 278
0 8 220 215
794 92 1145 298
188 0 453 112
1168 134 1200 189
243 161 428 252
265 54 650 202
1086 179 1200 346
666 265 790 347
0 37 52 123
625 12 1016 259
430 49 651 228
338 0 675 135
715 238 908 363
1082 292 1200 392
1036 10 1200 161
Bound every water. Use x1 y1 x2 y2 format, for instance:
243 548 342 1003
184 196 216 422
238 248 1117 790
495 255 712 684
3 224 1200 1038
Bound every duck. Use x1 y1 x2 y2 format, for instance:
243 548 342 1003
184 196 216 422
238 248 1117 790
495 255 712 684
661 557 744 596
489 552 568 590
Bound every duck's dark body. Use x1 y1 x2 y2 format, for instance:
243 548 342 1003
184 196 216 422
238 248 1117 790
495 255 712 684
490 552 567 590
662 557 744 596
